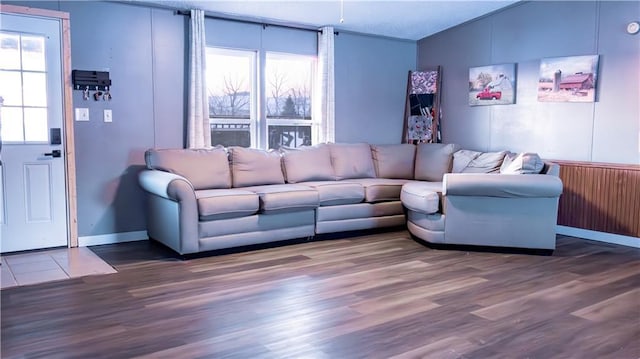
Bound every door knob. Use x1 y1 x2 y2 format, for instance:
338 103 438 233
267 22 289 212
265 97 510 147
44 150 61 158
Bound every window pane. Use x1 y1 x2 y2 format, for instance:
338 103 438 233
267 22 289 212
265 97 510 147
23 72 47 107
1 107 24 142
23 107 48 142
211 123 251 147
268 125 311 150
266 54 313 120
0 32 21 70
206 49 252 119
0 70 23 106
21 35 45 72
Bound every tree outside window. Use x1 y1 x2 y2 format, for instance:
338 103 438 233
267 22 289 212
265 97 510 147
266 53 314 149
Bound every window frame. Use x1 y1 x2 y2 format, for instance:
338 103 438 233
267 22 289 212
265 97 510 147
206 47 258 148
264 51 316 150
206 46 317 149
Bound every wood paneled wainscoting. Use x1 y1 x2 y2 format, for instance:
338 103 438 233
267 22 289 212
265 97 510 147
555 160 640 238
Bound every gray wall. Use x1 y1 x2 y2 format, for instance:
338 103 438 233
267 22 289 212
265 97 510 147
335 33 417 144
6 1 416 237
418 1 640 165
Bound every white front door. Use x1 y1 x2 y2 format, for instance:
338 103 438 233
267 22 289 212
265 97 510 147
0 12 68 253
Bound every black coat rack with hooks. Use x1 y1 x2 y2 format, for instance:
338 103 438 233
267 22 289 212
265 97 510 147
72 70 111 91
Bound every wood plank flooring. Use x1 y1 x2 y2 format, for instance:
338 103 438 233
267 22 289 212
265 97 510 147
1 230 639 358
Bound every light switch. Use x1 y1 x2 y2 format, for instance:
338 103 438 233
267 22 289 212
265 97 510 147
75 108 89 121
104 109 113 123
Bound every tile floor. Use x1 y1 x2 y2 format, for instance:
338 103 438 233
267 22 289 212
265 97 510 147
1 247 117 289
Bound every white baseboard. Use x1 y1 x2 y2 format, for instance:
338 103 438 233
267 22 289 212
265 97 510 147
557 226 640 248
78 230 148 247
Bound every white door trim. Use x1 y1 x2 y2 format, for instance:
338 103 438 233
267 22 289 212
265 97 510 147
1 4 78 247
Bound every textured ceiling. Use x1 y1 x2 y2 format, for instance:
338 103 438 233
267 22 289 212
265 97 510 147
127 0 519 40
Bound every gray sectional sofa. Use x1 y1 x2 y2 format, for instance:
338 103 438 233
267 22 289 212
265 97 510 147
138 143 563 255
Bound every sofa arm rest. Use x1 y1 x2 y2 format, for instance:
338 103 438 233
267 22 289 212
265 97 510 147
139 170 195 201
443 173 563 198
139 170 199 254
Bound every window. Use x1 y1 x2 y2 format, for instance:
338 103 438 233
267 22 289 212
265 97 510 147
206 47 315 149
0 32 49 143
266 52 314 149
206 48 255 148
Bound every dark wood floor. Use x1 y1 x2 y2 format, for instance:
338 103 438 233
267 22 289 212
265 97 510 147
1 230 639 358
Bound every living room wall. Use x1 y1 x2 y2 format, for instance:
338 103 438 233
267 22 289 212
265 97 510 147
417 0 639 165
335 33 416 143
5 1 416 242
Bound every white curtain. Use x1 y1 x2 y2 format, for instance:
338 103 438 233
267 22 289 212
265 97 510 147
315 26 335 144
187 9 211 148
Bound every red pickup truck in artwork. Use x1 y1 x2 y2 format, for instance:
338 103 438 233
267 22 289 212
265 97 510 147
476 88 502 100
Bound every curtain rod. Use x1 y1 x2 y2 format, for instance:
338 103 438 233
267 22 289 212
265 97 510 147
175 10 338 35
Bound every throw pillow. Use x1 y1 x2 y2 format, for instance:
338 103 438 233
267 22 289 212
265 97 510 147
371 144 416 179
414 143 459 181
452 150 481 173
454 150 508 173
500 152 544 174
329 143 376 180
280 144 334 183
228 147 285 187
145 147 231 190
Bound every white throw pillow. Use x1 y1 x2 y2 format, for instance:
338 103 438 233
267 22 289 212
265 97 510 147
500 152 544 174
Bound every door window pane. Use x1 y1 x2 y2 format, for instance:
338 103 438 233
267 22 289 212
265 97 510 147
0 70 23 106
0 32 21 70
1 107 24 142
21 35 45 72
23 107 48 142
23 72 47 107
0 33 48 144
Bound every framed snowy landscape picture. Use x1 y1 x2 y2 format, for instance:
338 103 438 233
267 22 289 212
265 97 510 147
469 63 516 106
538 55 599 102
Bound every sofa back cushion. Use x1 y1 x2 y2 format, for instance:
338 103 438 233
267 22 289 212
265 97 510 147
328 143 376 180
500 152 544 174
228 147 285 187
453 150 507 173
280 145 334 183
371 144 416 179
414 143 458 181
145 148 231 190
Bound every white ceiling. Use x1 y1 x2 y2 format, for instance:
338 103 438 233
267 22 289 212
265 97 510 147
129 0 519 40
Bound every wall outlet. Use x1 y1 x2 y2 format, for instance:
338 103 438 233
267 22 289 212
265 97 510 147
104 109 113 123
75 108 89 122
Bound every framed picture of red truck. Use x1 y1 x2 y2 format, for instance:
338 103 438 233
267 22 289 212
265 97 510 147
538 55 599 102
469 63 516 106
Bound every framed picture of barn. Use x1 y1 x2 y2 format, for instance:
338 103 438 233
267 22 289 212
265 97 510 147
538 55 599 102
468 63 517 106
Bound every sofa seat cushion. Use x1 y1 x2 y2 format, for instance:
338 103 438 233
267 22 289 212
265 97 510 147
407 211 445 232
347 178 411 203
195 189 259 221
299 181 364 206
241 184 319 213
401 182 442 214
